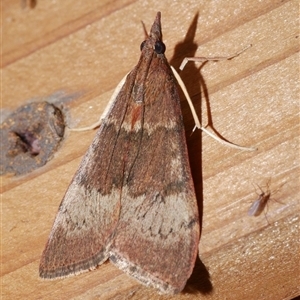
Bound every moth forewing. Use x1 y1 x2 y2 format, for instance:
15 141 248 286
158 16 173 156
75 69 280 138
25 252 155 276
39 12 199 294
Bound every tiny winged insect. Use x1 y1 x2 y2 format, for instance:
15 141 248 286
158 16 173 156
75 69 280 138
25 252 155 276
39 12 200 294
248 186 271 217
248 181 285 222
248 180 285 223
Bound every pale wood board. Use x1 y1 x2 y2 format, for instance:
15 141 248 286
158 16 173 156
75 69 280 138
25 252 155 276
1 0 299 299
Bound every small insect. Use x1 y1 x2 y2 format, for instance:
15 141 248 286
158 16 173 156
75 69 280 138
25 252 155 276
248 185 272 217
248 181 285 219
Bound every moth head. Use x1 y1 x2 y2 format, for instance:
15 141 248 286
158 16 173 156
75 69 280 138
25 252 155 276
140 12 166 55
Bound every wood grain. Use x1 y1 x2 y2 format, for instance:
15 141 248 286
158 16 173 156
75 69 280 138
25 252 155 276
2 0 299 299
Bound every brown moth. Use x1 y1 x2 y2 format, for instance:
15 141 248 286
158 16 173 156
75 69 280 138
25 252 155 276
39 12 200 294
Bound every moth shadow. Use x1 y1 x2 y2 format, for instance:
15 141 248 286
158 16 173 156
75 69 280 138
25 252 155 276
169 12 213 294
169 11 204 232
184 256 213 295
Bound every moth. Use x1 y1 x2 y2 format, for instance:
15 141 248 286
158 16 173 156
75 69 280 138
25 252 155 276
39 12 200 294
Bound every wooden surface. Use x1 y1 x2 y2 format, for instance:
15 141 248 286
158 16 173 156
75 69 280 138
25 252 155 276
2 0 299 299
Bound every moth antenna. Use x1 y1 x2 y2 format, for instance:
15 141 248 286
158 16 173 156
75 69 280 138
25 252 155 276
70 73 129 131
141 21 149 39
171 66 256 151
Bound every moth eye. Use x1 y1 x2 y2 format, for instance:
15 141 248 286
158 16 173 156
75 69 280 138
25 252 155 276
140 40 146 51
154 41 166 54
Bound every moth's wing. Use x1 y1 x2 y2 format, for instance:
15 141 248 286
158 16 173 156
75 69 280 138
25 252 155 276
39 74 135 279
109 61 200 294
